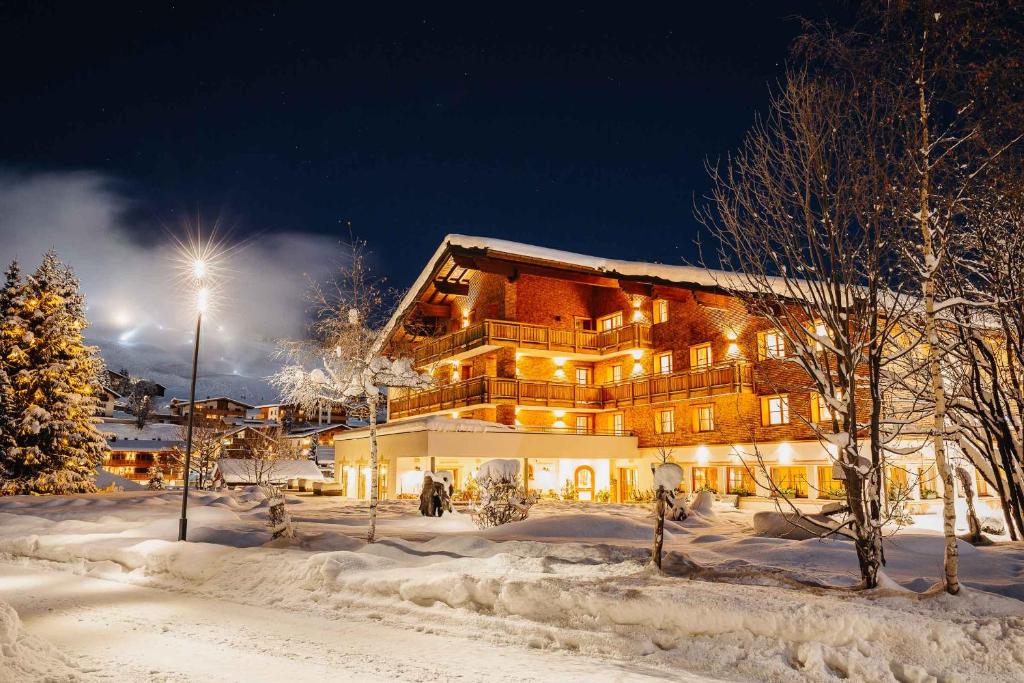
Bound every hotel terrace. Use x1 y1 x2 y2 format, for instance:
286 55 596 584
334 235 967 506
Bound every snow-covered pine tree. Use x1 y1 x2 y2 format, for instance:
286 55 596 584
146 466 165 490
0 251 108 495
0 260 26 489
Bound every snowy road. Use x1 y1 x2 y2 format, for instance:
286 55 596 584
0 561 709 683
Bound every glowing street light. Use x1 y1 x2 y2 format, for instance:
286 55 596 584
175 236 225 542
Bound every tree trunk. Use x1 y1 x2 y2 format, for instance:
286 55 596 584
918 54 960 594
651 488 666 570
366 392 380 544
957 467 982 544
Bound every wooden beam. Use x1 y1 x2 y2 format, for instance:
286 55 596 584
433 279 470 296
651 284 692 302
416 301 451 318
620 281 653 297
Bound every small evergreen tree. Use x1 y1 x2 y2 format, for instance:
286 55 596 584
0 251 108 495
146 465 165 490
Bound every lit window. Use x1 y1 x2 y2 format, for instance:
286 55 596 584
692 405 715 432
575 415 591 434
657 352 673 374
761 395 790 426
653 299 669 324
599 312 624 331
609 364 623 383
810 390 842 422
613 413 624 436
657 409 675 434
727 467 755 494
814 321 828 352
690 343 712 369
575 367 591 385
692 467 717 492
758 331 786 360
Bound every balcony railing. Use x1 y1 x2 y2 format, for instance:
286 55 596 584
412 319 652 366
389 362 753 419
601 363 754 407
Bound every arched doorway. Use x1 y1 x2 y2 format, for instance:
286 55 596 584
574 465 595 501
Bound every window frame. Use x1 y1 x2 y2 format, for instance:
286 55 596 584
598 312 624 332
758 330 786 360
761 394 790 426
692 404 715 433
689 343 713 369
656 408 675 434
656 351 673 375
652 298 669 324
575 367 592 385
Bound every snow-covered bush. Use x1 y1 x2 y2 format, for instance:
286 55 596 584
471 459 535 529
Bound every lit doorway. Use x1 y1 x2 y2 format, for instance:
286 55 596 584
575 465 595 501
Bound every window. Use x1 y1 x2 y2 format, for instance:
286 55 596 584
810 392 828 422
817 465 845 499
609 364 623 383
575 415 592 434
771 467 808 497
760 395 790 426
653 299 669 324
656 409 675 434
574 316 595 331
813 321 828 352
758 331 786 360
598 312 624 331
691 404 715 432
656 352 673 374
692 467 718 493
613 413 625 436
689 343 712 369
575 367 592 385
727 467 756 494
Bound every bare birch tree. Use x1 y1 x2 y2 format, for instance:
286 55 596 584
700 70 917 588
169 424 221 490
270 236 431 543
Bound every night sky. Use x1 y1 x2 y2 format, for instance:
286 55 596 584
2 1 838 285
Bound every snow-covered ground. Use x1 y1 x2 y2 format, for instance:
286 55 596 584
2 491 1023 682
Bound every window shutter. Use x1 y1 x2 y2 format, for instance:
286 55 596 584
760 396 770 426
757 333 766 361
689 346 697 367
810 392 820 423
691 407 700 432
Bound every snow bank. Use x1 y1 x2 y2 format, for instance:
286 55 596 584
0 599 82 682
4 493 1024 682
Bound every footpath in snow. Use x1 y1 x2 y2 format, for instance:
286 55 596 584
1 490 1024 682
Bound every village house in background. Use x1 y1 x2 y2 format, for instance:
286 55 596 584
334 235 992 508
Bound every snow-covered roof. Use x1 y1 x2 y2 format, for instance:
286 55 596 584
100 422 182 441
215 458 324 485
377 234 787 352
169 396 256 409
284 423 350 438
95 467 145 491
335 416 515 441
107 439 183 452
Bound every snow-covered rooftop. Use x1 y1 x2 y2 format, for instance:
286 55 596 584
378 234 789 351
106 439 183 452
215 458 324 485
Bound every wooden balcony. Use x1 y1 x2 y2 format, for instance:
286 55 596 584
412 319 652 366
601 363 755 407
388 362 753 419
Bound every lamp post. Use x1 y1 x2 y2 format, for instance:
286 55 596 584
178 262 209 542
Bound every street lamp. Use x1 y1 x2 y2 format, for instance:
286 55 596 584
178 269 209 541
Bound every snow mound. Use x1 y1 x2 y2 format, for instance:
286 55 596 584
0 599 82 682
689 491 715 514
479 513 660 542
475 459 521 482
753 511 837 540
